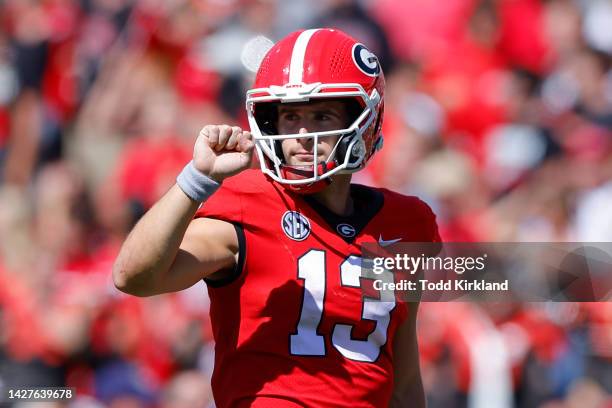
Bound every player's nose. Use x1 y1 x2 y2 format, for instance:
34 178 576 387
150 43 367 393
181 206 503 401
297 130 314 149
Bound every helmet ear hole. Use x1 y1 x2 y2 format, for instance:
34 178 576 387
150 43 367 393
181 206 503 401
335 132 361 166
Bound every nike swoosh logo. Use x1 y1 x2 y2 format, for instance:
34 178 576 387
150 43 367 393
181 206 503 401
378 235 402 247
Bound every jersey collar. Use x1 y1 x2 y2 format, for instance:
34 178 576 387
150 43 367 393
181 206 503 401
300 184 384 244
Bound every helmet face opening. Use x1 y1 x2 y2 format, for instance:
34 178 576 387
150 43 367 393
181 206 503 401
252 97 365 171
247 86 380 185
253 97 364 138
245 28 385 189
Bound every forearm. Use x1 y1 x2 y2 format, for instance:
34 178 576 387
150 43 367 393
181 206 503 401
113 184 199 296
390 371 426 408
391 300 426 408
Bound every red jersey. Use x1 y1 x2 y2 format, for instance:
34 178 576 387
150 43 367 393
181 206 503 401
196 170 440 408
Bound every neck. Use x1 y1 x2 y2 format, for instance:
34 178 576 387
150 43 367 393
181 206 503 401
310 174 353 216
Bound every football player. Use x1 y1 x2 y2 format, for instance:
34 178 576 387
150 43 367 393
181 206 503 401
114 28 439 408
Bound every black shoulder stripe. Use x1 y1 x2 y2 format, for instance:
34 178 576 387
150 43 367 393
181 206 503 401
204 223 246 288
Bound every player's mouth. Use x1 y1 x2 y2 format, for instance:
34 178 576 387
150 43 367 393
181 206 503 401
293 153 316 163
292 153 331 166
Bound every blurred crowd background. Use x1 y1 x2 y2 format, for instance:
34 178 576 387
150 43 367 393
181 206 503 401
0 0 610 407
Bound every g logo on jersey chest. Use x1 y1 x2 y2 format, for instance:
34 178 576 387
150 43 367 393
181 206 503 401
281 211 311 241
336 223 356 238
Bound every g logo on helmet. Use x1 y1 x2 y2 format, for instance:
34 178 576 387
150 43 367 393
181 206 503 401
352 44 380 77
281 211 311 241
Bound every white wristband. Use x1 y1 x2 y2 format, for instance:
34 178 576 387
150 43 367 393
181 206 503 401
176 161 221 202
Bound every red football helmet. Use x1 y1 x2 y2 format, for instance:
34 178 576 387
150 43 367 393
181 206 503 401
246 28 385 193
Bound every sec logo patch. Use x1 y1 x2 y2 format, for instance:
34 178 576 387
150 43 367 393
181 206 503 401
281 211 311 241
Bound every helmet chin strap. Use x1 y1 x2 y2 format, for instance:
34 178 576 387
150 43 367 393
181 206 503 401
279 161 338 194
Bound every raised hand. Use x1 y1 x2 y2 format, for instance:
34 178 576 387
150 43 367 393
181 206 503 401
192 125 255 182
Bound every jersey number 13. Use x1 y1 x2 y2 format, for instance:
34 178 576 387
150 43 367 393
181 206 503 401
290 249 396 363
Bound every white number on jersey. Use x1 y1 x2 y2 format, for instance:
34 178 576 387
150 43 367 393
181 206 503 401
290 249 396 363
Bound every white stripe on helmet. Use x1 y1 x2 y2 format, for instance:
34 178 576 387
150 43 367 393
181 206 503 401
289 29 320 84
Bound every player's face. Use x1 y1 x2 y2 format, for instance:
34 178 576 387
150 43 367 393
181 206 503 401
278 100 349 166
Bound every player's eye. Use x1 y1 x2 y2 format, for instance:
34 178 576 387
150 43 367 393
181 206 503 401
280 112 300 121
314 112 332 121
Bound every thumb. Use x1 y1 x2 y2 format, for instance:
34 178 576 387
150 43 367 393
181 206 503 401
238 131 255 154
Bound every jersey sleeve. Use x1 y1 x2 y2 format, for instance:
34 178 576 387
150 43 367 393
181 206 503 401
193 178 246 287
194 178 244 224
386 189 442 243
416 199 442 258
424 201 442 243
